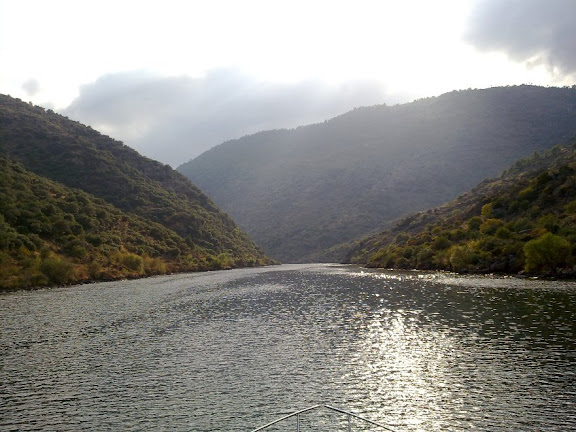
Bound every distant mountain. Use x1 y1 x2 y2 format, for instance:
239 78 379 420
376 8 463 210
0 95 273 289
346 142 576 276
178 85 576 262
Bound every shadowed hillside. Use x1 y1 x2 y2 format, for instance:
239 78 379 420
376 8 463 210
178 85 576 262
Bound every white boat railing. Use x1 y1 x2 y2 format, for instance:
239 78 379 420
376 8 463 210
250 404 397 431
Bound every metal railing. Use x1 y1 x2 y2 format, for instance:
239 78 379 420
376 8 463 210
250 404 397 432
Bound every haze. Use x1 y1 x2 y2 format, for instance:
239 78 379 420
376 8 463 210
1 0 575 166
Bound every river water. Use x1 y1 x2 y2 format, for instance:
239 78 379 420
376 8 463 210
1 264 575 431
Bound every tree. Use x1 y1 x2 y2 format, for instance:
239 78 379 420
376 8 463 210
523 233 571 274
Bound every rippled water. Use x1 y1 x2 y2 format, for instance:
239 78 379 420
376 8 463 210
1 264 575 431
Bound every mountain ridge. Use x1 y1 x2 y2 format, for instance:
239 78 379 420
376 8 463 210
178 85 576 262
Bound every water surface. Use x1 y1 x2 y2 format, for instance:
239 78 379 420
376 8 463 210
1 264 575 431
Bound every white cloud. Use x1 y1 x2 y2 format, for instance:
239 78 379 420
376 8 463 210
0 0 519 108
21 78 40 96
466 0 576 79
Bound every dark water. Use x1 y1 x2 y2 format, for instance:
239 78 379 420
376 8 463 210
1 264 575 431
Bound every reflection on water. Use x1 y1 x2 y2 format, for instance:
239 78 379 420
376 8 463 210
1 264 575 431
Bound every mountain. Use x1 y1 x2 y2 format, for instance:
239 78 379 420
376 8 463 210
178 85 576 263
0 95 273 289
346 141 576 276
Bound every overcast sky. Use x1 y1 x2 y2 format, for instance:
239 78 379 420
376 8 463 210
1 0 575 166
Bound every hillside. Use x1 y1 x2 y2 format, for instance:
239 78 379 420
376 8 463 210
0 157 216 288
0 95 273 289
178 85 576 262
346 143 576 276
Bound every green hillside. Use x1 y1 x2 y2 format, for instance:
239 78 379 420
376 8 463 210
347 143 576 277
178 85 576 263
0 95 273 289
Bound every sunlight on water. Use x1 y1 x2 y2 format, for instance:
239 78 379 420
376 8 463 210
350 309 461 431
348 269 443 281
328 265 576 431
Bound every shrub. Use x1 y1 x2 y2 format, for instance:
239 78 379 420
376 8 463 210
495 227 512 239
211 253 235 270
143 255 167 275
120 253 144 273
395 257 411 269
415 248 434 269
524 233 572 274
395 232 410 245
432 236 452 251
69 245 88 259
467 217 482 231
537 214 559 233
88 261 102 279
479 218 504 235
449 244 478 271
40 257 75 285
566 201 576 214
481 203 493 218
86 233 104 246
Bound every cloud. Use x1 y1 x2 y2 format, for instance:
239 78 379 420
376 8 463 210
22 79 40 96
63 70 390 166
465 0 576 76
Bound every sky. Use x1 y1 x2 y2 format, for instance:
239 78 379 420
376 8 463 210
1 0 575 166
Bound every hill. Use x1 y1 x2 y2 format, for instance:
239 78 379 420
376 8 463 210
178 85 576 263
346 142 576 276
0 157 216 288
0 95 273 289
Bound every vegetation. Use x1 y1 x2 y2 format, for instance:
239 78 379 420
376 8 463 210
347 143 576 277
178 85 576 262
0 95 274 289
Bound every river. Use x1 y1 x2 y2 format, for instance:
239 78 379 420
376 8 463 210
1 264 575 431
